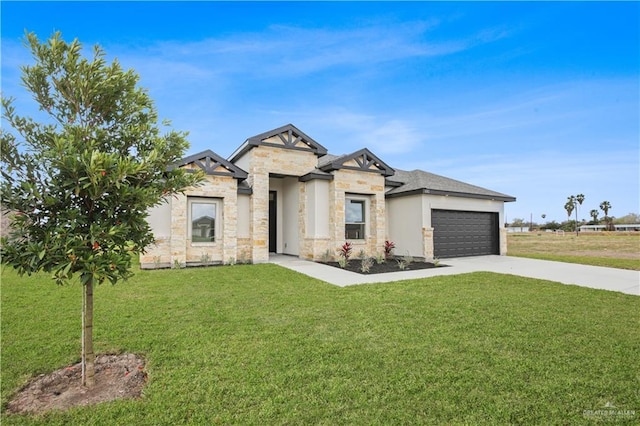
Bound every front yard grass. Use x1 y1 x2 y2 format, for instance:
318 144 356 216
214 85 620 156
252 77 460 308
2 264 639 424
508 232 640 270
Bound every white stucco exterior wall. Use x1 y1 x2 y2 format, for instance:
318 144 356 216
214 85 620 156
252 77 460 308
147 198 172 238
237 193 251 238
282 177 299 255
386 194 424 257
305 179 330 238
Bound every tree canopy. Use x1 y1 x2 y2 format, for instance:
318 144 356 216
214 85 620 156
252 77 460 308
1 32 201 285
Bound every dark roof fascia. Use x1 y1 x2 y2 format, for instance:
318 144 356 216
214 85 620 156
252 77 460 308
299 172 335 182
385 180 404 188
255 141 325 154
230 124 328 162
172 149 248 180
386 188 516 202
318 148 395 177
237 181 253 195
228 141 253 163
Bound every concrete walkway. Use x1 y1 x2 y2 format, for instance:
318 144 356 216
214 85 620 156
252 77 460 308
269 254 639 296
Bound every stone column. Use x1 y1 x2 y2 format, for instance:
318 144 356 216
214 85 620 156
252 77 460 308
170 193 187 267
500 227 508 255
422 227 434 260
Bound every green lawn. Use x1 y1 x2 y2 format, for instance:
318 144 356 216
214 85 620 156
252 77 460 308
507 232 640 270
2 264 639 425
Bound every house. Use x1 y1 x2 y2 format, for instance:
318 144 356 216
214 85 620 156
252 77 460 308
507 226 530 233
141 124 515 268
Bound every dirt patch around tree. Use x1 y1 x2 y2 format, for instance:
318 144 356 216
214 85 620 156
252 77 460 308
6 353 147 416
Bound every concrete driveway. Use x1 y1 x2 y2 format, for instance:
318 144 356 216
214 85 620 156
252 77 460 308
269 254 639 296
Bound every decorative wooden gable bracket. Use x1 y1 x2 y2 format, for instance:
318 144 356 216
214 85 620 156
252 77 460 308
277 128 305 148
319 148 395 176
229 124 328 162
169 150 248 180
246 124 328 156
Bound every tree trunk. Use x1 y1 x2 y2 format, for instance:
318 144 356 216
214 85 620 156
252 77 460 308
82 277 95 387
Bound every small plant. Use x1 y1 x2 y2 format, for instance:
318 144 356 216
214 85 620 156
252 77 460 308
339 242 353 262
433 257 441 267
375 252 385 264
238 250 250 264
384 240 396 259
172 259 183 269
360 257 374 273
200 252 211 265
338 257 348 269
402 251 414 267
227 257 236 266
396 259 407 270
320 249 333 263
152 256 162 269
357 249 367 260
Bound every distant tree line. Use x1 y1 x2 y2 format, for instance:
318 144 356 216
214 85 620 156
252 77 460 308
508 194 637 232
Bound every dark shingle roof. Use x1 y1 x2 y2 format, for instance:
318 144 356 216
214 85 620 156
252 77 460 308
386 169 516 202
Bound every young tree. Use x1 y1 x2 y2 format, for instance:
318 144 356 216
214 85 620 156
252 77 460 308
0 32 202 387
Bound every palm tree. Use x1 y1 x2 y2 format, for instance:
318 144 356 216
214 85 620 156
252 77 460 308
600 201 613 230
574 194 585 235
590 209 599 224
564 197 575 221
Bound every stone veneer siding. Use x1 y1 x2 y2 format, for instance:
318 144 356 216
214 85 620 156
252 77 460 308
422 227 435 260
243 145 320 263
327 169 386 259
500 227 508 256
140 174 238 268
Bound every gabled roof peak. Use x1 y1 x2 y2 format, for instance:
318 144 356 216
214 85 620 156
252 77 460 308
229 124 327 162
171 149 248 180
318 148 395 177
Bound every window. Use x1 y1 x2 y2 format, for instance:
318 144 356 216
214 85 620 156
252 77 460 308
345 198 366 239
189 198 219 243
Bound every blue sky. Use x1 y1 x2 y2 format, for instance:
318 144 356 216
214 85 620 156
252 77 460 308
2 1 638 223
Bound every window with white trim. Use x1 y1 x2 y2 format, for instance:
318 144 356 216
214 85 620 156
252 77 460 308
345 197 366 240
189 198 221 243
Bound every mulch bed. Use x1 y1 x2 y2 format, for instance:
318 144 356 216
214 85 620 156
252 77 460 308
321 258 445 274
6 353 147 416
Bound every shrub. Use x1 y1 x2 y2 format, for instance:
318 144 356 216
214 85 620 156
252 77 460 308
384 240 396 259
360 257 374 273
396 259 407 270
339 242 353 262
375 252 385 264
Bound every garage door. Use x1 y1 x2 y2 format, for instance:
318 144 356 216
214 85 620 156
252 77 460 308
432 209 499 258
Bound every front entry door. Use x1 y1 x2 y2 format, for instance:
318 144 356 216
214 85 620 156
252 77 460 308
269 191 277 252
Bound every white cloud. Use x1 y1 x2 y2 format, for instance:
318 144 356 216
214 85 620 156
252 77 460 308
102 19 513 84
